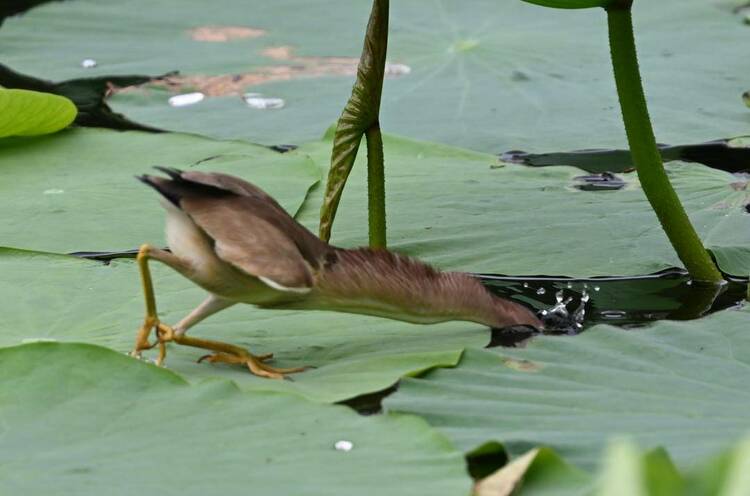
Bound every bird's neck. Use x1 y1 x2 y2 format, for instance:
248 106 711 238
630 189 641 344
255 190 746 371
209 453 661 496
308 248 541 329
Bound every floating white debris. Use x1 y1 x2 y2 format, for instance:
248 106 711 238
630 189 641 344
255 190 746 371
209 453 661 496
168 92 205 107
334 440 354 452
594 286 601 292
21 338 58 344
81 58 97 69
43 189 64 195
385 63 411 76
243 93 285 109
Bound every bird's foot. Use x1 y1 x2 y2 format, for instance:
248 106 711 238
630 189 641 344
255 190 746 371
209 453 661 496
130 316 161 359
130 318 178 367
197 351 306 380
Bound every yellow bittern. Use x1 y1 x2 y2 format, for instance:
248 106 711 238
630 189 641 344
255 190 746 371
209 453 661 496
132 168 542 378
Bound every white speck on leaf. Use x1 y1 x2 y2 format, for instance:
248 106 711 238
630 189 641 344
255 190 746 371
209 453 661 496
168 92 205 107
334 440 354 452
243 93 285 109
385 63 411 76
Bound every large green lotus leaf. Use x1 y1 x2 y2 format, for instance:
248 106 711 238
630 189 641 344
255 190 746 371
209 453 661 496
2 0 746 152
0 342 470 495
292 134 750 277
384 306 750 472
0 248 487 403
0 127 319 253
0 88 76 137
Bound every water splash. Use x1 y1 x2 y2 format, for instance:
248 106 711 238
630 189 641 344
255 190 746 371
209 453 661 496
81 58 97 69
540 288 588 333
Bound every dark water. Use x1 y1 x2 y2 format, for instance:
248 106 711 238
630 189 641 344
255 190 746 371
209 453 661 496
501 139 750 173
481 269 747 335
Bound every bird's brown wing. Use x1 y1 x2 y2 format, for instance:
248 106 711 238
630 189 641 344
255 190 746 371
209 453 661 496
179 170 285 210
182 194 316 291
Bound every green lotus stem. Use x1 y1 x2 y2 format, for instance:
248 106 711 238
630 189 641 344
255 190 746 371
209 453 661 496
606 4 723 283
319 0 389 247
365 123 386 248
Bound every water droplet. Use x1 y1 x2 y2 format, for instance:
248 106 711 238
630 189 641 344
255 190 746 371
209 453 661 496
243 93 285 109
168 92 205 107
555 290 564 303
522 282 529 288
566 283 573 289
594 286 601 292
536 287 546 295
81 58 97 69
600 310 627 320
334 440 354 452
385 63 411 76
43 189 64 195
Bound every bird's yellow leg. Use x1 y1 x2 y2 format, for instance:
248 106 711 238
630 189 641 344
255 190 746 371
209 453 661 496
156 326 303 379
131 244 161 358
131 244 187 364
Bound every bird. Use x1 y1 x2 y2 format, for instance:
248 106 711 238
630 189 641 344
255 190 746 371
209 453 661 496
131 167 543 379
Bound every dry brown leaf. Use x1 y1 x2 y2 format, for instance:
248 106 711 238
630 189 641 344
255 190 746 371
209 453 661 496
474 449 540 496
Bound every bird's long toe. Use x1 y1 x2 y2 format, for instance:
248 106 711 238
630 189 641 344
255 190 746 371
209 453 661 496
197 351 305 380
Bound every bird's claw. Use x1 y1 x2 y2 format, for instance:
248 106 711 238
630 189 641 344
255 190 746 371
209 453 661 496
197 351 306 380
131 318 177 366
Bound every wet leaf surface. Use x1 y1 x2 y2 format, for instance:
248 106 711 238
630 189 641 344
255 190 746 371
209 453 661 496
0 128 319 253
385 306 750 472
0 342 471 495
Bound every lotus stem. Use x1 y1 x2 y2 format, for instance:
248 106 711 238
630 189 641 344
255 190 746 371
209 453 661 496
606 3 723 283
366 123 386 248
